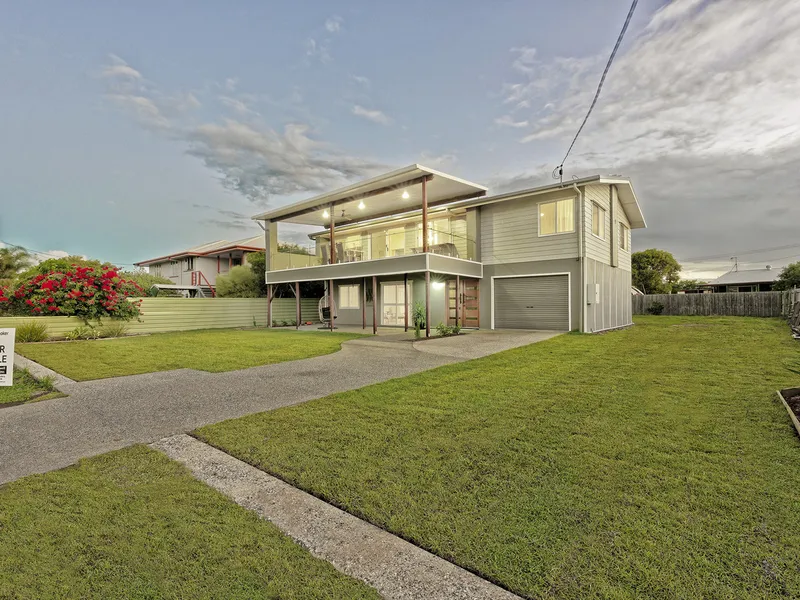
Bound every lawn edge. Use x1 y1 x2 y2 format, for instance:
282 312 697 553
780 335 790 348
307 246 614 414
189 430 529 599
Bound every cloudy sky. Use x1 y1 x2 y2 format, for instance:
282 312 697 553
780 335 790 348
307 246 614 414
1 0 798 278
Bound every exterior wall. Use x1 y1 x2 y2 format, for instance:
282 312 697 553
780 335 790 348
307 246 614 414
479 189 580 266
331 274 447 328
583 184 613 265
584 257 633 332
480 258 582 331
614 186 632 271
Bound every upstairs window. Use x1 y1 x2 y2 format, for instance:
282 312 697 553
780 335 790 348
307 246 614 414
185 257 195 271
539 198 574 235
591 202 606 238
619 223 629 250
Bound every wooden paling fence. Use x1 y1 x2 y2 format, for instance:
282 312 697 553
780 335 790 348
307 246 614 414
633 290 799 318
0 297 322 337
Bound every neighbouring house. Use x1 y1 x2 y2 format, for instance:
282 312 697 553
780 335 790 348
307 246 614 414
702 266 781 293
254 164 646 334
134 235 311 296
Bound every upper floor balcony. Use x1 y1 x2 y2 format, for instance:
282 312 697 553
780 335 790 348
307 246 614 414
251 164 487 283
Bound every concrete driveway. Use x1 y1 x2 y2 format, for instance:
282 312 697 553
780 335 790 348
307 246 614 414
1 329 560 484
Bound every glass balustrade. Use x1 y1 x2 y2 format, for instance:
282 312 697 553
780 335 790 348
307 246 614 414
269 227 477 270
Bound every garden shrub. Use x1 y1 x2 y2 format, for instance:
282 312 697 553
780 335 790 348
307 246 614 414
216 266 261 298
647 301 665 315
99 322 129 338
434 322 461 337
65 325 101 341
14 321 50 343
1 264 144 321
412 301 426 339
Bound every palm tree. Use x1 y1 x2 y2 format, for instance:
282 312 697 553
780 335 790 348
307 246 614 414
0 245 32 281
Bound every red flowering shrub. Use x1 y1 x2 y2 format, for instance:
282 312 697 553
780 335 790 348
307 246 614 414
1 264 144 321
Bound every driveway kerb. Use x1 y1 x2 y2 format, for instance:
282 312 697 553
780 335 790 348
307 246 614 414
13 353 76 389
152 433 521 600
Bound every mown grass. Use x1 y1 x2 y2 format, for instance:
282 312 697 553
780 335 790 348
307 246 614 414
0 368 59 405
0 445 379 600
197 316 800 599
16 328 365 381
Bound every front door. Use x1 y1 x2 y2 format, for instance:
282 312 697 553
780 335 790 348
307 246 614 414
447 278 480 328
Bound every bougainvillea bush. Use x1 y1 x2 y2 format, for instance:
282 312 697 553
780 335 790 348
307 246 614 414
0 265 144 321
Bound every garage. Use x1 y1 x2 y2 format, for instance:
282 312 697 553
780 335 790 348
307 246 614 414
492 274 570 330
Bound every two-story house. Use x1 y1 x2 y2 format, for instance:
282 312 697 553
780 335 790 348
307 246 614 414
254 164 646 334
134 235 278 296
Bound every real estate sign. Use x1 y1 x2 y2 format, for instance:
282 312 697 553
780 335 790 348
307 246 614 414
0 328 15 386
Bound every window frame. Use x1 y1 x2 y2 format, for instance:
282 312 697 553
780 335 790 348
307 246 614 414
591 202 606 239
185 256 195 271
538 198 575 237
338 284 361 310
618 223 629 251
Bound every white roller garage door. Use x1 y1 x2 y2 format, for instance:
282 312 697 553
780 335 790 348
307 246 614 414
492 275 570 330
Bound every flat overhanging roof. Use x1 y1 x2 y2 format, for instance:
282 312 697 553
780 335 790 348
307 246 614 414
251 164 487 227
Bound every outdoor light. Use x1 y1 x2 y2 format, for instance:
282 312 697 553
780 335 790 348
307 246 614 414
402 190 410 199
322 210 329 219
358 200 365 209
432 281 445 290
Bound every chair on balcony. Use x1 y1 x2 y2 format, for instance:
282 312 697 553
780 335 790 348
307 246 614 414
321 245 330 265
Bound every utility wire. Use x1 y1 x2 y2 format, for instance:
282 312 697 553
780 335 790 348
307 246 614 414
680 242 800 263
553 0 639 183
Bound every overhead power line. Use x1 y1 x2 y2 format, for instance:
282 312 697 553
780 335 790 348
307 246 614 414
680 242 800 263
553 0 639 183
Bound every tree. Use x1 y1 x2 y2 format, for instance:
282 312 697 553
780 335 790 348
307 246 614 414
16 256 108 284
773 262 800 291
673 279 705 292
632 249 682 294
215 265 262 297
0 245 32 282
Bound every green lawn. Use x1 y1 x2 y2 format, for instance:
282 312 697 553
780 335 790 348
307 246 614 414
0 368 60 405
0 445 378 600
16 328 365 381
197 317 800 599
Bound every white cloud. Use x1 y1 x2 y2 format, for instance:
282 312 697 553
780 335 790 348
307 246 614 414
418 152 458 171
107 94 170 130
325 16 343 33
224 77 238 92
351 74 370 86
219 95 259 116
495 115 529 128
352 104 391 125
505 0 800 159
101 64 142 79
186 120 386 203
306 38 332 63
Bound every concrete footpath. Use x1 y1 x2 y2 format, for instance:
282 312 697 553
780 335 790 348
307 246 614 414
153 434 520 600
1 330 559 484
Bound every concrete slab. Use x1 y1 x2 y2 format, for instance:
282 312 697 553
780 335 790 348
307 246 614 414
151 434 520 600
412 330 563 360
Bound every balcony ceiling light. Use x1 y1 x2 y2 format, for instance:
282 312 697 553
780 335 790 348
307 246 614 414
358 200 365 210
401 190 410 200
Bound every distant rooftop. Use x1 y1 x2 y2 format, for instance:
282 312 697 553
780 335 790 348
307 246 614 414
134 235 264 266
708 267 781 286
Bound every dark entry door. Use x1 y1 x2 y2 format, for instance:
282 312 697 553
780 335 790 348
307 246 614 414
447 278 480 328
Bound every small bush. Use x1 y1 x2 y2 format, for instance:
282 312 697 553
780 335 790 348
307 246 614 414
65 325 101 341
15 320 49 343
647 301 665 315
412 301 426 339
99 322 129 338
435 322 461 337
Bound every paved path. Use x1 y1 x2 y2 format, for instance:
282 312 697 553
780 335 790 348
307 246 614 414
153 434 521 600
1 331 560 484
